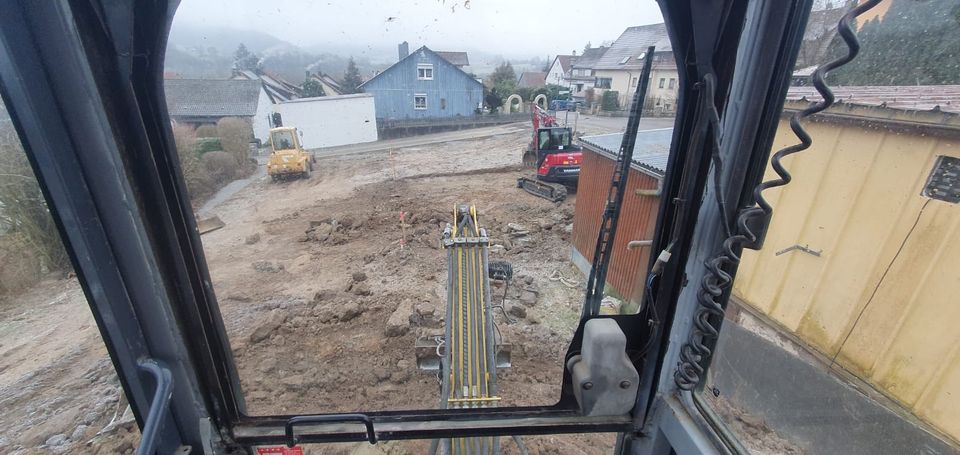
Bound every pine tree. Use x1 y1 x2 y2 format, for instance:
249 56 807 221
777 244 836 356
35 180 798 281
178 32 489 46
301 78 326 97
232 43 262 73
234 43 249 62
341 58 363 94
489 61 516 86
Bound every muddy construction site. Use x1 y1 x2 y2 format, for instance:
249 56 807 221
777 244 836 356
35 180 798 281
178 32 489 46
0 129 618 454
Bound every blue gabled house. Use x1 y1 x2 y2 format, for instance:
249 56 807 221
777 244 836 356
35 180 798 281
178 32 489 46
360 44 484 120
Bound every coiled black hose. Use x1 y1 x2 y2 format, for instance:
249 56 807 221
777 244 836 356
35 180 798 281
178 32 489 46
675 0 883 391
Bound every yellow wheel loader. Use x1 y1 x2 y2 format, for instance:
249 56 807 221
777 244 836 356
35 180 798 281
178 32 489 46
267 127 314 181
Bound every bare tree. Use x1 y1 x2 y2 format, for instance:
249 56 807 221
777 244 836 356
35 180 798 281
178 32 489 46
216 117 255 173
0 119 69 293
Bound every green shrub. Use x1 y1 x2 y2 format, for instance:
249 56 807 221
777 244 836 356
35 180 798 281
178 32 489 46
195 137 223 155
601 91 620 111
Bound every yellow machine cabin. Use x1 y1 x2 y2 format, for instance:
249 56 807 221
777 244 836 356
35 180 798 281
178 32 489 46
267 127 314 181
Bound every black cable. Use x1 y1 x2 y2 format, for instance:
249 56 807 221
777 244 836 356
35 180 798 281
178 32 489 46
493 276 516 324
675 0 883 391
703 74 734 239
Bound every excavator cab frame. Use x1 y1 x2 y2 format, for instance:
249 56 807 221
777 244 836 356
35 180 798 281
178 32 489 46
0 0 828 453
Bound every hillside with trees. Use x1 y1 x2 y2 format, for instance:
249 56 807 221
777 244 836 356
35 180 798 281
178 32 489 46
828 0 959 85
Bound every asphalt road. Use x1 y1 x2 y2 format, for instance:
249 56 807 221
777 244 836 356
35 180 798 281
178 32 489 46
569 113 676 136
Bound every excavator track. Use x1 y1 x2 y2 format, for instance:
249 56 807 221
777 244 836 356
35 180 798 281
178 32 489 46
517 176 567 202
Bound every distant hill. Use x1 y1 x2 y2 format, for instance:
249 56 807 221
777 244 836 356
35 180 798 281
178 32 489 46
163 24 548 83
168 23 289 55
164 23 388 84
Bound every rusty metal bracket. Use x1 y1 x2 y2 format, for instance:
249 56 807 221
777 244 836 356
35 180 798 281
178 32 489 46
774 243 822 257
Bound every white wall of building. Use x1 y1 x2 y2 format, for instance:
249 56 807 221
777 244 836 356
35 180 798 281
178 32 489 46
273 93 378 149
252 87 273 142
545 59 567 87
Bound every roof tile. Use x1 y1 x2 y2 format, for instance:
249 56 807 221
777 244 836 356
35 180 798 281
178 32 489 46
164 79 262 117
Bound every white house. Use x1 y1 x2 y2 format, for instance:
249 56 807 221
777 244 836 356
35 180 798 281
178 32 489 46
591 24 677 111
545 55 576 87
568 47 607 102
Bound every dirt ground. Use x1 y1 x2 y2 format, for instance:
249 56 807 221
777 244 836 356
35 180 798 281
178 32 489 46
0 130 616 454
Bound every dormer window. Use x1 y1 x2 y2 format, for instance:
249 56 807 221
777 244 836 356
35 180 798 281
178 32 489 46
417 63 434 80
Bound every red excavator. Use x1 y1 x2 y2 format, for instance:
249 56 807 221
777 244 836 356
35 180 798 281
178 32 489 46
517 103 582 201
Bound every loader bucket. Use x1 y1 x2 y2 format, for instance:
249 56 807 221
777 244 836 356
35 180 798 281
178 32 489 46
196 215 225 235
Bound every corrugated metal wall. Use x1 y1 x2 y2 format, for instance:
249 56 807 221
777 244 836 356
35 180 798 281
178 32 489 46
362 48 483 120
733 116 960 442
572 150 661 307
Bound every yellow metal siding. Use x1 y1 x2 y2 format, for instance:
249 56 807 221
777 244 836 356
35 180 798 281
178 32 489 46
733 118 960 442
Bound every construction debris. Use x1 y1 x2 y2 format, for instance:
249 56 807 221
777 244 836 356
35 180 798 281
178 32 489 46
196 214 226 234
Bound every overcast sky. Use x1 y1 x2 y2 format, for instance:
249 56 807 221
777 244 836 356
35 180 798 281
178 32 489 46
173 0 665 58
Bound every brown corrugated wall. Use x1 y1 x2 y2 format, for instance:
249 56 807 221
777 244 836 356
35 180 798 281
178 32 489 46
572 150 662 308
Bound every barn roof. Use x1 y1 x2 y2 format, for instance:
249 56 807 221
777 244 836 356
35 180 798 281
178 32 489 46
164 79 262 117
579 128 674 178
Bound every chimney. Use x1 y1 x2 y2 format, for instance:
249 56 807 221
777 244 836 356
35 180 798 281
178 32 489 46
398 41 409 61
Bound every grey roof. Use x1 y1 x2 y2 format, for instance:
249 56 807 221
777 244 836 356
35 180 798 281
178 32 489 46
165 79 262 117
554 55 576 73
518 72 546 88
434 51 470 66
579 129 674 177
572 46 607 69
314 74 343 94
281 93 372 103
233 70 301 103
594 24 672 70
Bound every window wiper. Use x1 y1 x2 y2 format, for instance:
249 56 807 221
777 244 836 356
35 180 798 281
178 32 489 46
583 46 656 318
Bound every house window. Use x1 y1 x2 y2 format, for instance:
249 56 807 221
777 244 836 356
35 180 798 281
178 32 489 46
659 78 665 88
618 56 630 64
414 93 427 110
575 83 583 91
441 98 446 110
631 77 638 87
417 64 433 80
669 78 676 89
596 77 612 89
